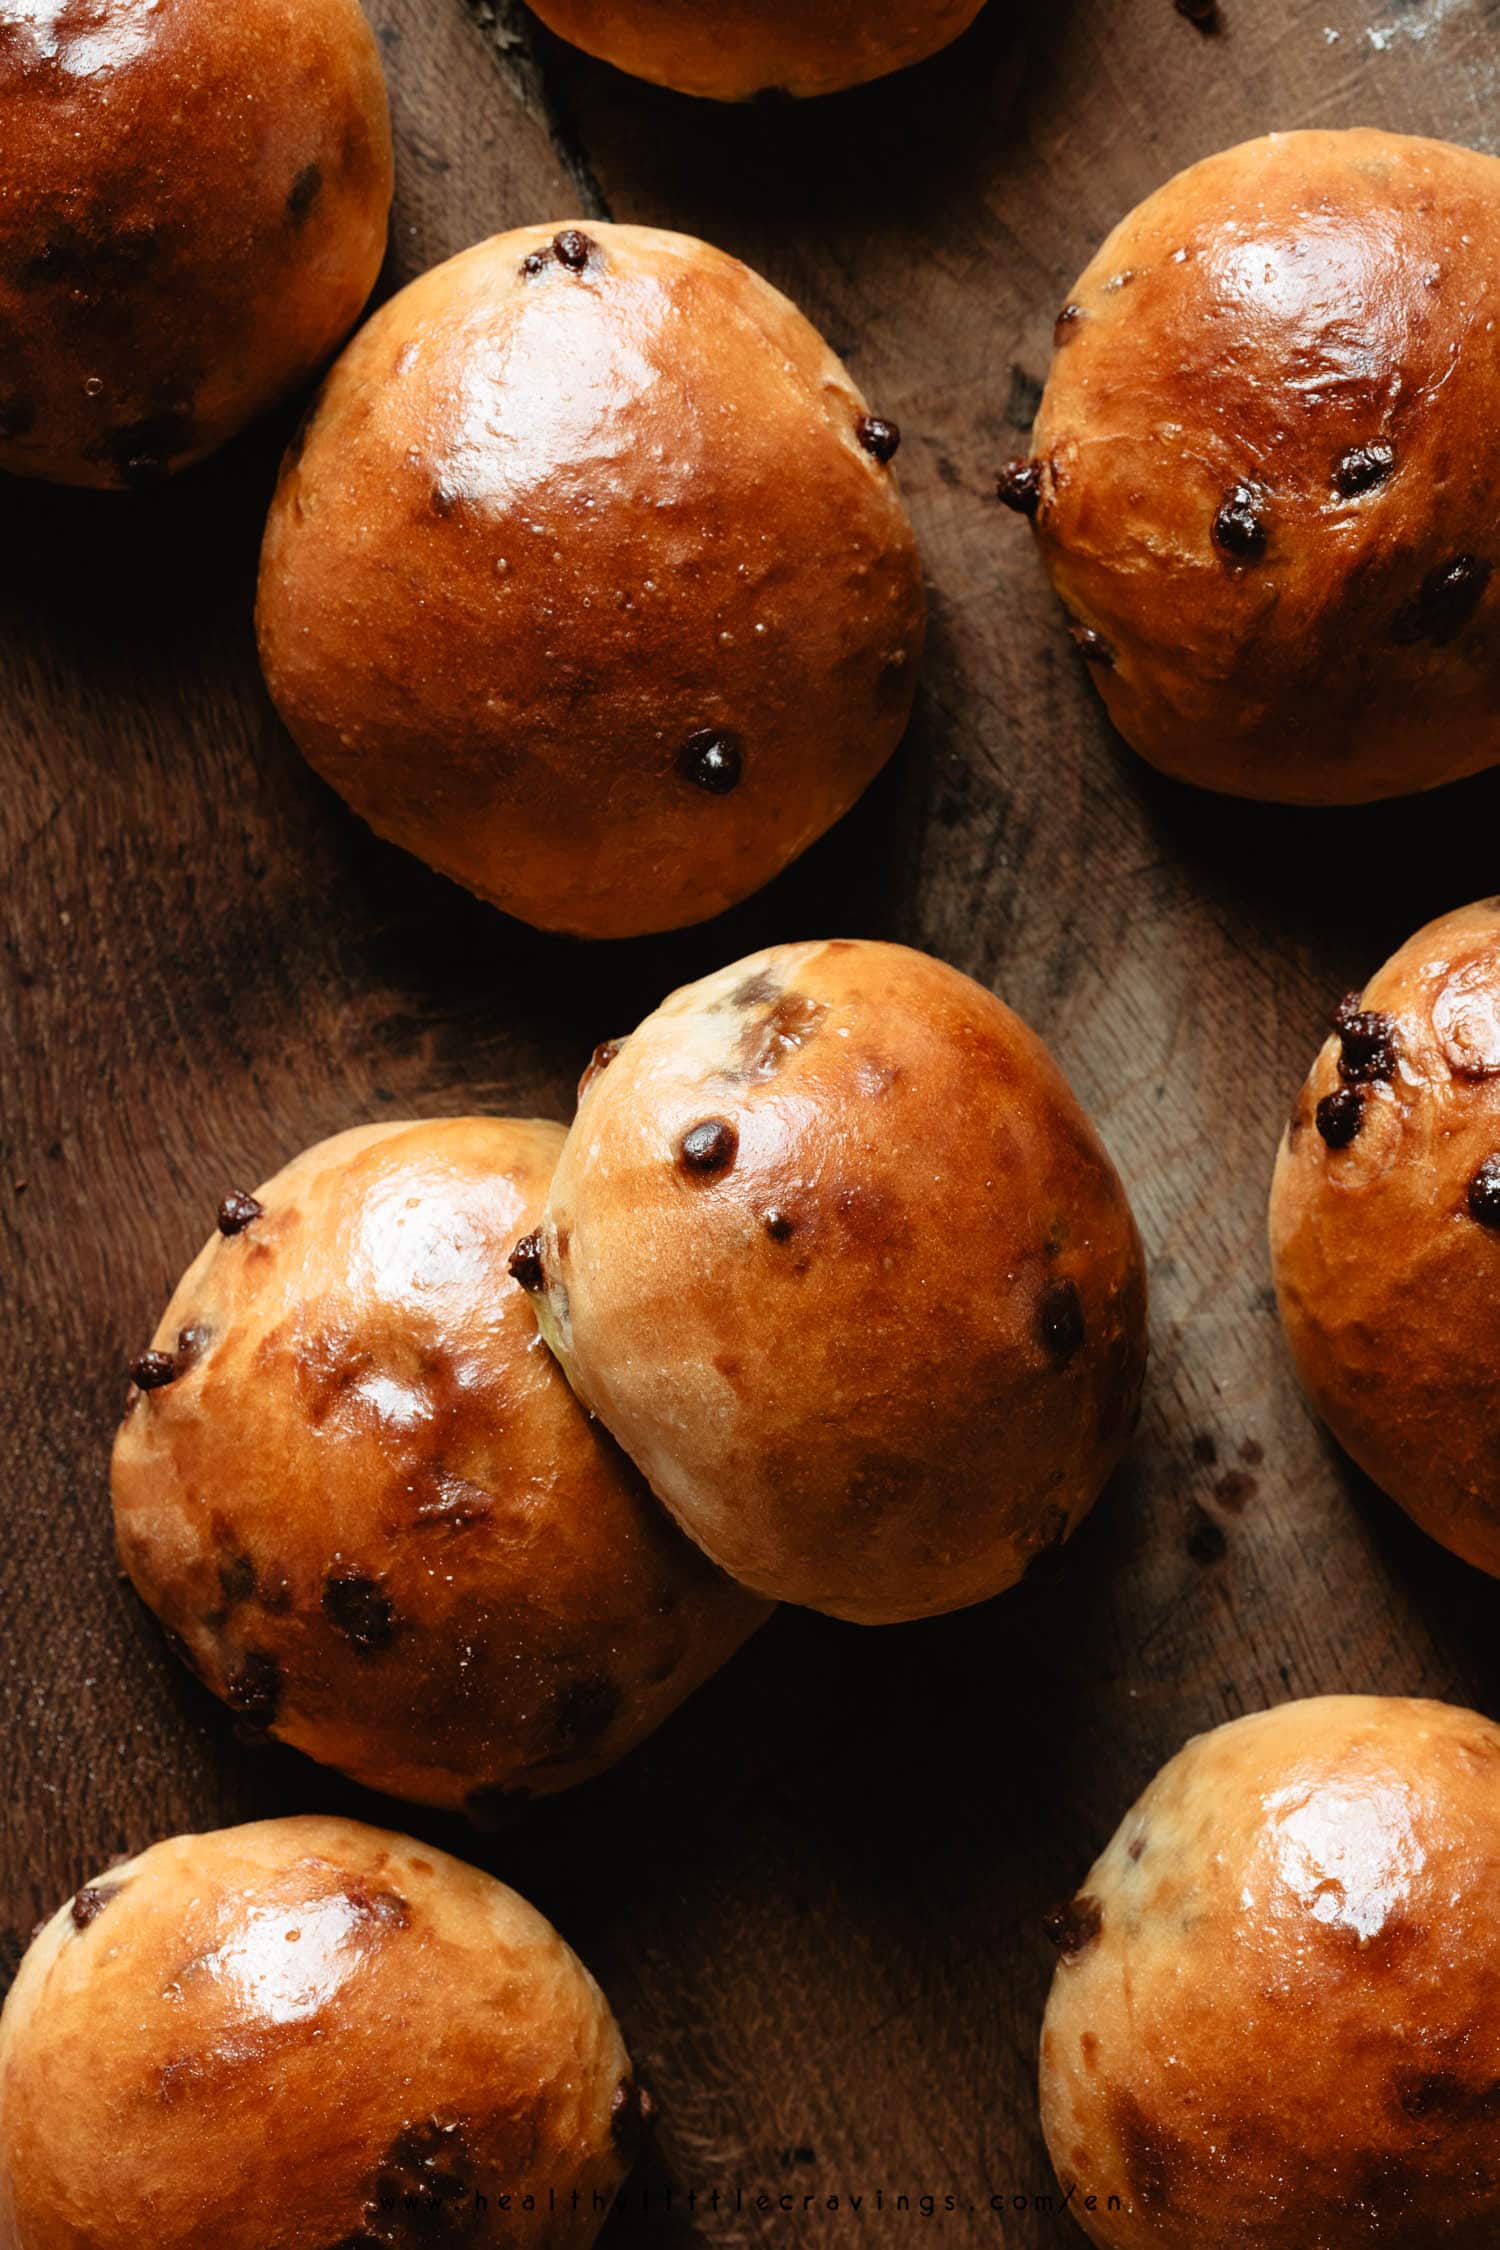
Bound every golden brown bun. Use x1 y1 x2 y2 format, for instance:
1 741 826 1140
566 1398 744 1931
524 0 988 99
1040 1696 1500 2248
0 0 391 488
1269 899 1500 1576
1021 130 1500 804
256 222 925 938
0 1816 639 2249
525 940 1148 1623
110 1117 768 1813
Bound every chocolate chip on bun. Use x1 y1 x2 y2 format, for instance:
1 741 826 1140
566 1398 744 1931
111 1118 768 1815
0 0 392 488
521 940 1148 1623
1040 1696 1500 2247
523 0 988 99
1008 130 1500 803
0 1817 640 2250
255 223 926 937
1270 899 1500 1577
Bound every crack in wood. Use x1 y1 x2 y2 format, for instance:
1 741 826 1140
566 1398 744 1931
460 0 614 218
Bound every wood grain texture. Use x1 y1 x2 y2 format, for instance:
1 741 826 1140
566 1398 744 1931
5 0 1500 2241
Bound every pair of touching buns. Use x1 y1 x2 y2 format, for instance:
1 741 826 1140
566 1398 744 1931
114 940 1148 1808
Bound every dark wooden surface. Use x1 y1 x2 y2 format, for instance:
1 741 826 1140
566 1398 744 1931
6 1 1500 2240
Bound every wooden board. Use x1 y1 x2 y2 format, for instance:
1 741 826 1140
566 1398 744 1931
5 0 1500 2240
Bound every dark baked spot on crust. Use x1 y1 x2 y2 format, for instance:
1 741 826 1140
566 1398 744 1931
322 1572 396 1654
412 1471 495 1531
1043 1894 1103 1954
129 1348 177 1391
1111 2091 1186 2212
856 414 901 464
1316 1086 1365 1148
732 971 781 1009
679 728 743 795
610 2076 658 2157
551 1673 621 1748
225 1650 282 1727
679 1118 738 1174
287 162 324 221
344 1881 411 1931
507 1231 545 1292
763 1207 796 1242
359 2118 481 2242
1391 553 1492 647
217 1551 257 1607
1333 995 1399 1084
1212 483 1268 559
1039 1280 1086 1365
739 992 827 1077
217 1189 264 1236
1333 442 1395 497
70 1883 118 1930
175 1322 212 1370
996 458 1041 516
1467 1157 1500 1229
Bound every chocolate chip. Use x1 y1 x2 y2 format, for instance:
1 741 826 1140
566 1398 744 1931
996 458 1041 516
508 1231 545 1293
1054 303 1085 342
520 247 550 276
1333 442 1395 498
174 1323 211 1371
1070 623 1114 667
1213 483 1268 558
611 2077 658 2155
553 228 593 272
856 415 901 464
129 1349 177 1391
763 1208 796 1242
70 1884 117 1930
1039 1280 1085 1365
322 1572 395 1654
1467 1157 1500 1228
1316 1087 1365 1149
581 1038 621 1090
1333 995 1399 1084
1043 1894 1103 1954
225 1651 281 1727
1391 553 1492 647
679 729 742 794
679 1119 738 1174
286 162 323 220
217 1189 264 1236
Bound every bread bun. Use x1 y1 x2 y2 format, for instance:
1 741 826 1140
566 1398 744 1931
111 1117 768 1814
1010 130 1500 803
0 1816 639 2249
519 940 1148 1622
523 0 988 100
256 223 925 938
0 0 391 488
1269 899 1500 1576
1040 1696 1500 2247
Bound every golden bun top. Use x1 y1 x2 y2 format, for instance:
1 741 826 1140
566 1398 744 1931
524 0 988 99
1023 129 1500 804
1270 898 1500 1576
526 939 1148 1623
0 1815 639 2250
111 1117 768 1813
256 221 925 938
1041 1696 1500 2249
0 0 392 486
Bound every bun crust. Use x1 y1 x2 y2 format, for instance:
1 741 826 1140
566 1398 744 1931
524 0 987 100
1040 1696 1500 2248
256 222 925 938
0 0 392 487
1026 130 1500 804
1269 899 1500 1576
528 940 1148 1623
0 1816 636 2250
110 1117 768 1813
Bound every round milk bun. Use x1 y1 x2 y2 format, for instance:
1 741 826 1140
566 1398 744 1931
1269 900 1500 1578
1008 130 1500 803
255 222 926 938
0 0 392 488
1039 1696 1500 2248
516 940 1148 1623
0 1816 640 2250
522 0 988 100
110 1118 769 1815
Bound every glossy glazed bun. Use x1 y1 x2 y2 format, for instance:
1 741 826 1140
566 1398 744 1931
257 222 925 938
0 1816 641 2250
520 940 1148 1623
524 0 988 100
1010 130 1500 803
0 0 391 488
1040 1696 1500 2247
1270 900 1500 1576
111 1118 768 1814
